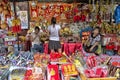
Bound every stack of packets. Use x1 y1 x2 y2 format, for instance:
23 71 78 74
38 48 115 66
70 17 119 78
84 66 108 78
84 55 108 78
47 64 60 80
61 64 79 80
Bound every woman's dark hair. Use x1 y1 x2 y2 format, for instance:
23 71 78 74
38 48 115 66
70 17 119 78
93 26 101 32
35 26 40 31
51 17 56 24
91 27 101 38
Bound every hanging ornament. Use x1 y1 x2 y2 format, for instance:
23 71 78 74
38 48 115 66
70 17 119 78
11 18 21 33
31 2 38 18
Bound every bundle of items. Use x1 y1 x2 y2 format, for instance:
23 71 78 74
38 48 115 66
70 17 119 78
84 66 108 78
60 26 72 37
24 65 46 80
40 32 49 43
34 53 49 66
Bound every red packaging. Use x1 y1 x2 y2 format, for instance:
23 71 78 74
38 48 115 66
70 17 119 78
96 68 102 77
86 55 97 68
24 69 33 80
61 64 78 76
47 64 60 80
106 44 115 50
50 52 62 60
101 68 108 77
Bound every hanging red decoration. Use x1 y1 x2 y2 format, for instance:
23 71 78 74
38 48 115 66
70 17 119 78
11 18 21 33
30 4 38 18
73 15 80 22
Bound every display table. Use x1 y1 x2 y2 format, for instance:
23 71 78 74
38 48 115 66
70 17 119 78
80 73 117 80
44 42 82 54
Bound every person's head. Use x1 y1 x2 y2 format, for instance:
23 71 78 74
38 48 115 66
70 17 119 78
51 17 56 24
93 27 100 35
34 26 40 34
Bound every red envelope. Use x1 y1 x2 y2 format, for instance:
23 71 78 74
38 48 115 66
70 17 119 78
96 68 102 77
47 64 60 80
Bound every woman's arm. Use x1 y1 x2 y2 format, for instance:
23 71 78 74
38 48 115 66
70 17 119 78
89 42 99 52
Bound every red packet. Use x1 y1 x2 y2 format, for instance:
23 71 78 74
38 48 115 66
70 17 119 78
47 64 60 80
96 68 102 77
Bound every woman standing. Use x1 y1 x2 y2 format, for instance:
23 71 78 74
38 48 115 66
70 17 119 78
48 17 61 53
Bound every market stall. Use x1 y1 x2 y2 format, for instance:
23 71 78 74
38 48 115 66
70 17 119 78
0 0 120 80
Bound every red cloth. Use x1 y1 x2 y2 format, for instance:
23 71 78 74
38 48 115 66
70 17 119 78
75 43 82 51
68 43 76 54
106 44 115 50
44 43 82 54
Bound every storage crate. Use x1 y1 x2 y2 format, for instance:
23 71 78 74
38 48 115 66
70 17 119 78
80 73 117 80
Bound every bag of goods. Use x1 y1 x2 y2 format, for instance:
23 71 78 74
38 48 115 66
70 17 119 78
84 66 108 78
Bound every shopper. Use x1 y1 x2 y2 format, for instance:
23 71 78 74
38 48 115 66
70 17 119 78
48 17 61 53
83 27 101 53
31 26 44 53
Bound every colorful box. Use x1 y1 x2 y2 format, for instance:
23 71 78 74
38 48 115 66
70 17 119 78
61 64 78 76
